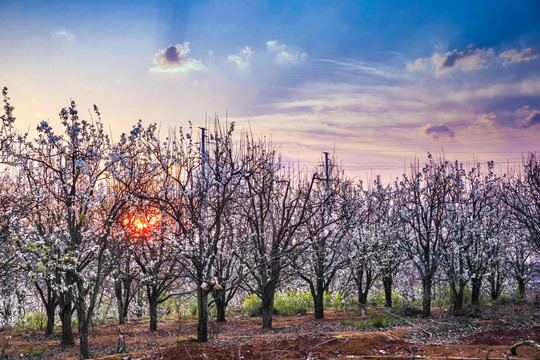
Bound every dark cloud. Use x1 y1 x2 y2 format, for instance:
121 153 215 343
409 46 537 76
440 48 476 69
151 43 204 72
164 45 181 63
436 47 493 75
426 125 455 137
421 124 455 141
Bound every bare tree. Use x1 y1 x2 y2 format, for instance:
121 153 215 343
506 229 538 298
0 172 20 281
345 180 379 314
0 87 19 281
237 135 316 329
11 169 62 335
295 154 352 319
370 177 405 308
109 120 164 326
464 162 505 305
504 153 540 251
140 119 243 341
0 87 16 159
396 154 453 317
128 206 182 331
15 102 130 358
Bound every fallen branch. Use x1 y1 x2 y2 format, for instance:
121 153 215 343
510 339 540 355
374 306 432 338
183 343 194 360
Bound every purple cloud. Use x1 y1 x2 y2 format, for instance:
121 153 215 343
164 45 181 63
407 46 538 76
500 48 538 65
436 47 494 75
519 110 540 128
420 124 455 141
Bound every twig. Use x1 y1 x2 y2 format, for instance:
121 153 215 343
183 343 194 360
374 307 416 326
510 339 540 355
304 337 338 352
373 306 433 338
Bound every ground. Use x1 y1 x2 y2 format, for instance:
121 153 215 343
2 304 539 359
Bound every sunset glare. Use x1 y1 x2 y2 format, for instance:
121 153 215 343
124 215 161 234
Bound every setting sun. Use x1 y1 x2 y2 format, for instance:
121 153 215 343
133 218 147 232
125 214 162 233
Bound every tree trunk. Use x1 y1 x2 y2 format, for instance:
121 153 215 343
216 296 227 322
471 276 482 305
45 302 56 336
78 313 90 359
455 285 465 310
214 291 226 323
355 267 371 314
76 278 93 360
197 286 209 342
149 297 158 332
313 277 325 319
489 272 502 300
382 273 393 308
422 276 432 318
135 288 143 318
358 290 368 313
449 278 466 311
59 289 74 346
261 284 276 329
517 277 526 298
313 292 324 320
114 279 125 325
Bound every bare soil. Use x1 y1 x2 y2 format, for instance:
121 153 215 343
2 304 539 359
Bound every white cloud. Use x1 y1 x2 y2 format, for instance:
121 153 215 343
227 46 253 70
151 43 205 73
470 112 499 130
500 48 538 66
266 40 284 52
408 46 538 76
52 28 75 42
266 40 307 66
434 47 494 76
517 107 540 128
406 57 428 72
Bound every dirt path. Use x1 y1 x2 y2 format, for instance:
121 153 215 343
2 305 539 359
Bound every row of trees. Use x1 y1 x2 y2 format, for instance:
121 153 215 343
0 88 539 358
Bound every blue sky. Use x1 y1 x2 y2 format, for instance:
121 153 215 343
1 0 539 180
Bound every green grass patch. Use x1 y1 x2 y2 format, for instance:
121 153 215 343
13 312 46 332
341 311 410 330
29 346 48 356
174 336 196 344
273 291 312 316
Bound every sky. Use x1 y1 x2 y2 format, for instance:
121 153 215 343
1 0 539 181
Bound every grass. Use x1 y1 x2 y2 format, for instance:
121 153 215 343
341 310 413 330
13 312 46 332
174 336 196 344
242 291 354 317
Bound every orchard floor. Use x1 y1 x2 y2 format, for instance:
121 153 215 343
2 304 539 359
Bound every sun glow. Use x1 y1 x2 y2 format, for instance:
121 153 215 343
133 218 147 232
123 214 162 233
